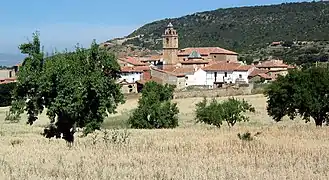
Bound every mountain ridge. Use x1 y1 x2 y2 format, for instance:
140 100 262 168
118 1 329 53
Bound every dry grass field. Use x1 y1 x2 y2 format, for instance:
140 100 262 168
1 94 329 180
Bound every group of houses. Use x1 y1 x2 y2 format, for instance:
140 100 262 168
117 23 295 94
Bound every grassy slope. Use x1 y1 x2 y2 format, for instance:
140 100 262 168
1 95 329 179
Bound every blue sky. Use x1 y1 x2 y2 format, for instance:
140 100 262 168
1 0 310 54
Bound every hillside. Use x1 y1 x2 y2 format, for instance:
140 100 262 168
123 1 329 53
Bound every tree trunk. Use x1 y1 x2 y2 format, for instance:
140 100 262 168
315 119 323 126
314 115 324 126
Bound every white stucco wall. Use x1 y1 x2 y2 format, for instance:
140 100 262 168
186 69 207 86
232 71 249 83
119 72 142 83
205 70 251 85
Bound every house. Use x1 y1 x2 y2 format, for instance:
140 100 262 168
119 79 138 94
201 62 255 87
150 66 187 89
139 55 163 66
248 69 272 83
0 63 21 84
185 68 207 87
255 59 294 80
119 66 150 84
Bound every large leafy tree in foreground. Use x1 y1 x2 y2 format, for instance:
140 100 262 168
128 81 179 129
265 66 329 126
10 32 124 143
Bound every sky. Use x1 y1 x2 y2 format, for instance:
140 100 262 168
1 0 311 54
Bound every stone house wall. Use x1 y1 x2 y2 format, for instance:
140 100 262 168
173 85 253 99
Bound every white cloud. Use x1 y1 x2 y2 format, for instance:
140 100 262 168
0 23 140 53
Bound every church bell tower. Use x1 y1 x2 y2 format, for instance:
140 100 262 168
162 22 179 65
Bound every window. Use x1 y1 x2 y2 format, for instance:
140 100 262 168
166 38 169 44
132 78 135 82
224 72 228 77
214 56 217 58
239 74 242 78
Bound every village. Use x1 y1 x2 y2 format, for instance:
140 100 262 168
116 23 295 94
0 23 295 94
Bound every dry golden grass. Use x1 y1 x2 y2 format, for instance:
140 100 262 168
1 94 329 180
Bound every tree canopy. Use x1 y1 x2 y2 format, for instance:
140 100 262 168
265 65 329 126
128 81 179 129
10 32 124 143
195 97 255 128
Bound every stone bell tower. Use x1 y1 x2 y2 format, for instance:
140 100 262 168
162 22 179 65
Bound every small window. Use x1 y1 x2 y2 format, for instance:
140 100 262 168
239 74 242 78
224 72 228 77
166 38 169 44
132 78 135 82
214 56 217 58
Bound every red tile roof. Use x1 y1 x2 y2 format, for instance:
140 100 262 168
119 57 148 66
171 67 196 74
202 62 252 71
151 67 185 77
178 47 238 56
139 55 162 62
120 66 150 73
258 73 272 79
162 65 196 74
256 60 289 68
249 69 269 77
236 65 254 71
180 60 209 64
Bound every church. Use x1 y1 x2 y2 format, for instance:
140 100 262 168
161 22 239 67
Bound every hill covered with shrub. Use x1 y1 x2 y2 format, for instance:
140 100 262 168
123 1 329 53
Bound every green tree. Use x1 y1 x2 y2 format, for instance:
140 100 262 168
9 32 124 143
195 97 255 128
265 66 329 126
0 82 16 107
128 81 179 129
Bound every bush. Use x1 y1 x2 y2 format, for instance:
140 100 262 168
128 81 179 129
195 97 255 128
0 82 16 107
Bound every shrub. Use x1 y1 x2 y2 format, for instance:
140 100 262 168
128 81 179 129
237 132 253 141
195 97 255 128
0 82 16 107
